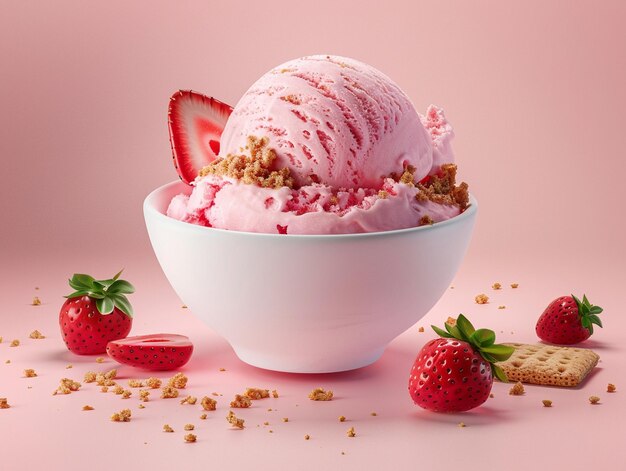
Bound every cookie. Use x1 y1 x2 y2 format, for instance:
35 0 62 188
498 343 599 387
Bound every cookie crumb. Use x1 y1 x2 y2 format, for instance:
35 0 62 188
66 364 73 369
542 400 553 407
418 326 424 333
128 379 144 388
607 383 616 393
163 424 174 433
509 381 525 396
589 396 600 405
32 297 42 306
10 340 19 347
370 412 377 416
181 305 188 309
446 317 457 326
138 404 145 409
510 283 519 289
244 387 270 400
111 409 131 422
304 434 310 440
184 433 196 443
475 294 489 304
201 396 217 411
184 424 194 431
167 373 187 389
219 367 226 372
346 427 356 438
458 422 466 428
338 415 346 422
226 410 245 429
282 417 289 422
139 390 150 402
308 387 333 401
272 389 279 398
82 405 94 411
263 421 269 426
145 377 162 389
498 305 506 310
29 330 45 339
0 398 10 409
84 372 97 383
492 283 502 290
489 393 495 398
5 360 10 364
95 357 105 363
161 386 179 399
200 413 207 420
53 378 81 395
112 385 125 395
180 395 197 405
24 369 37 378
230 394 252 408
121 390 132 399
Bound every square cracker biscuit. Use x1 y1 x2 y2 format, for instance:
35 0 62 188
498 343 599 387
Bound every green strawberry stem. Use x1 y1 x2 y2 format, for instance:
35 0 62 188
432 314 514 382
65 270 135 318
573 294 603 335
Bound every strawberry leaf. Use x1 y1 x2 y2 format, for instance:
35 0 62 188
481 344 515 361
588 314 603 327
432 325 453 338
471 329 496 347
110 294 133 318
96 297 115 315
456 315 475 339
69 274 95 290
491 364 509 383
108 280 135 295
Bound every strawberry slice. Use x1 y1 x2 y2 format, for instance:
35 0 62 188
168 90 233 184
106 333 193 371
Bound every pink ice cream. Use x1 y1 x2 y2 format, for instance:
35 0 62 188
167 55 467 235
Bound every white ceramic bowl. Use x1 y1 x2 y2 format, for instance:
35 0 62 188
144 181 477 373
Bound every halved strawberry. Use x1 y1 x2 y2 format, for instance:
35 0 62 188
168 90 233 184
106 333 193 371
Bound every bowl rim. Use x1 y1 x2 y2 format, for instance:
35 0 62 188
144 180 478 239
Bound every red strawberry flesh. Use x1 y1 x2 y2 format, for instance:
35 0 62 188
106 333 193 371
168 90 233 184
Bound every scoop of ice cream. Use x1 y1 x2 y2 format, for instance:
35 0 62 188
218 55 433 189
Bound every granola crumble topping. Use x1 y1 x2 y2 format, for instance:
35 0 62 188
226 411 245 429
308 387 333 401
509 381 525 396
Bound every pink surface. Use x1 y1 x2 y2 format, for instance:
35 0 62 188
1 1 626 470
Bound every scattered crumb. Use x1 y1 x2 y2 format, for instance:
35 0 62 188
35 286 39 290
128 379 144 388
230 394 252 408
0 398 10 409
347 427 356 438
24 369 37 378
0 337 2 343
268 430 273 433
418 326 424 333
267 408 273 412
5 360 10 364
181 305 188 309
608 383 616 393
308 387 333 401
110 409 131 422
66 364 73 369
100 386 109 393
32 297 42 306
419 215 434 226
95 357 105 363
263 421 270 426
121 390 132 399
184 424 194 431
272 389 279 398
339 416 346 422
370 412 377 416
509 381 525 396
304 434 310 440
29 330 45 339
139 390 150 402
589 396 600 405
282 417 289 422
84 372 97 383
446 317 457 326
219 368 226 372
542 400 553 407
53 378 81 395
163 424 174 433
113 385 125 395
10 340 19 347
511 283 519 289
498 305 506 310
492 283 502 290
226 411 245 429
180 395 197 405
201 396 217 411
167 373 187 389
82 405 94 411
458 422 466 428
145 377 162 389
200 413 207 420
138 404 145 409
161 386 179 399
244 387 270 400
184 433 197 443
489 393 495 399
475 294 489 304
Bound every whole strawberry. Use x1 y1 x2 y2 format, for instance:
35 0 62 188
536 294 603 345
59 271 134 355
409 315 513 412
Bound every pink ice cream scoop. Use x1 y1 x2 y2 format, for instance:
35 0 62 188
166 55 466 235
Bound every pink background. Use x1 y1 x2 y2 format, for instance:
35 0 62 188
1 1 625 469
